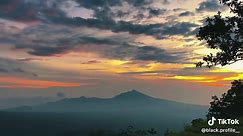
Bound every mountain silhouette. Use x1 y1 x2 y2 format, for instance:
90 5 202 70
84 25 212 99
1 90 208 136
7 90 207 114
113 90 153 100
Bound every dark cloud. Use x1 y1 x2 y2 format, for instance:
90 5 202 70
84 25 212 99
1 24 182 63
173 8 185 12
77 0 153 8
114 10 130 18
83 0 167 21
27 46 71 56
0 58 38 76
13 68 25 73
133 13 146 20
0 0 65 21
81 60 101 64
73 0 159 22
12 67 38 77
75 0 123 9
162 0 170 5
157 22 198 38
91 6 116 20
101 43 181 63
124 0 154 7
179 11 195 17
73 0 154 22
0 0 197 40
64 17 198 38
132 46 176 62
196 0 226 12
148 7 167 17
0 0 197 64
0 0 156 22
16 58 46 62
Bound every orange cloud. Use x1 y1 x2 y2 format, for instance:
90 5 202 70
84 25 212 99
0 76 82 89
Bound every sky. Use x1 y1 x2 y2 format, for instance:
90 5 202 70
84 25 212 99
0 0 242 106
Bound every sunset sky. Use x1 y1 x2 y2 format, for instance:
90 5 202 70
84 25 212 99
0 0 242 105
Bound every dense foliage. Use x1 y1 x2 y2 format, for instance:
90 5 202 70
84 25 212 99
207 80 243 119
197 0 243 67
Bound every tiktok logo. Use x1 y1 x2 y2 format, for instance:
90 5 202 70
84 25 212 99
207 117 240 126
208 117 217 126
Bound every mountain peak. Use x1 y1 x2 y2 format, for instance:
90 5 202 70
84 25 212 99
113 90 152 100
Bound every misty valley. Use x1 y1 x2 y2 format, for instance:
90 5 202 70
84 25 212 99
0 90 207 136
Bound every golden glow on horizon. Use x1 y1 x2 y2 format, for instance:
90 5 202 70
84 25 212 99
174 76 207 80
25 51 242 88
107 60 129 66
209 69 232 73
223 74 243 81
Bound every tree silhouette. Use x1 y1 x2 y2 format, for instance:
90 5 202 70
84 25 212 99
165 1 243 135
196 0 243 119
196 0 243 68
207 79 243 118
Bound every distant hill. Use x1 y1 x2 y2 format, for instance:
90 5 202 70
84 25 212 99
1 90 208 136
0 96 57 109
7 90 207 114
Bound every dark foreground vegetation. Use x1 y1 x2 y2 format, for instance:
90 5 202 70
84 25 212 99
0 111 159 136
